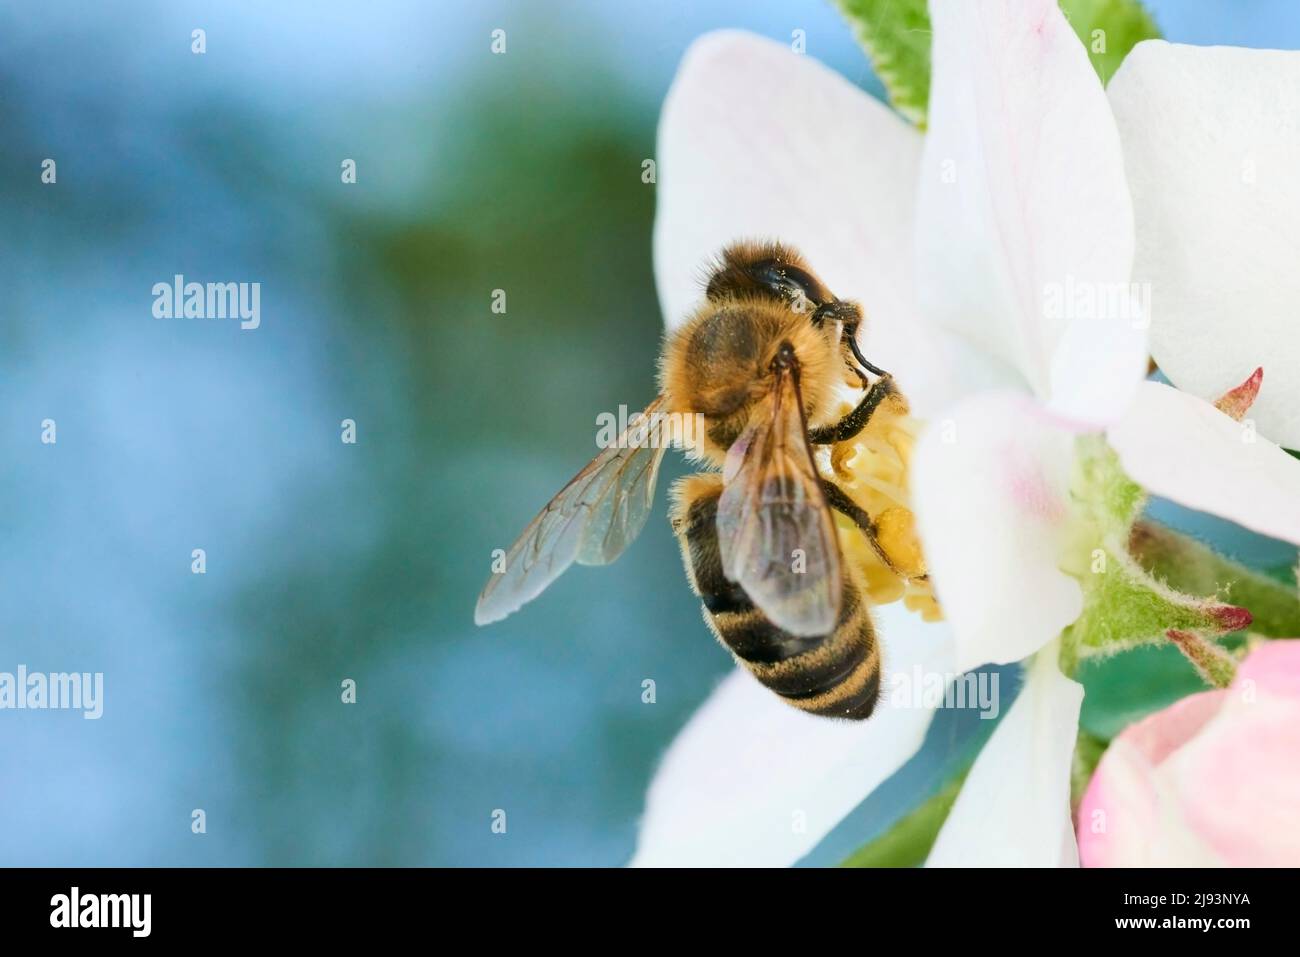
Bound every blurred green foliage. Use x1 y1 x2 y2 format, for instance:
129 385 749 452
215 50 734 864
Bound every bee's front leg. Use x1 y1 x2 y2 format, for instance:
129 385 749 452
807 375 897 445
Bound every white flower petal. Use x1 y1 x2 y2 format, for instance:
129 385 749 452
912 391 1083 672
917 0 1143 423
1106 380 1300 546
1109 41 1300 450
927 648 1083 867
630 602 953 867
653 31 938 397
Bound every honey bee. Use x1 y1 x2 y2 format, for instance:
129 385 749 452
475 241 924 719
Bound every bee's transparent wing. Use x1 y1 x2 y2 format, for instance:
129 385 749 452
715 368 841 637
474 397 668 625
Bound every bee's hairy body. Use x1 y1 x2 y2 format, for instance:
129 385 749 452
475 240 906 722
660 298 837 458
672 473 881 719
659 243 862 464
655 243 889 719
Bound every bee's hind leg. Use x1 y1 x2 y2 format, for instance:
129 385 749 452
820 479 898 573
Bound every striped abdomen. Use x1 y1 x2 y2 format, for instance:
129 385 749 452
671 474 881 720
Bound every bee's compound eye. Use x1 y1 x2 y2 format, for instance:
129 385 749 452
748 261 821 307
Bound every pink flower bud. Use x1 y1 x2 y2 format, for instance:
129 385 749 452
1078 641 1300 866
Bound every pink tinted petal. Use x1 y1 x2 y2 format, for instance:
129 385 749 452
1083 644 1300 867
1078 737 1159 867
1107 381 1300 545
1171 697 1300 866
1121 689 1229 765
917 0 1142 423
912 392 1082 671
1234 639 1300 701
1079 692 1227 868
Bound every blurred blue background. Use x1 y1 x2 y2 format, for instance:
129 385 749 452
1 0 1297 866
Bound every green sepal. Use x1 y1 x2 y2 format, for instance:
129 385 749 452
1165 629 1238 689
1061 439 1254 683
1130 520 1300 638
1063 545 1250 671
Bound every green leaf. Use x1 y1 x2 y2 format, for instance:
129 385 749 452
832 0 1160 127
839 768 966 867
831 0 932 127
1059 0 1161 85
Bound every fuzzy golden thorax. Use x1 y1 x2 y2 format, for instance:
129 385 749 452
658 296 840 465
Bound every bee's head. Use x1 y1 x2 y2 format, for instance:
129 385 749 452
660 298 840 463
